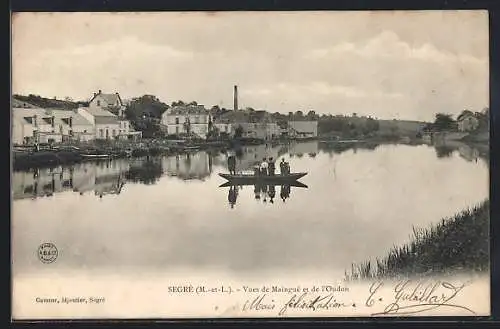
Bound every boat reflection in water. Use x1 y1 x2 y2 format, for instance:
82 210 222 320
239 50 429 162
219 181 308 208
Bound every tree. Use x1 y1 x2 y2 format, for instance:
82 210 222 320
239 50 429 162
306 110 317 120
476 107 489 131
433 113 456 131
126 95 169 120
294 110 304 119
171 100 186 107
364 118 380 135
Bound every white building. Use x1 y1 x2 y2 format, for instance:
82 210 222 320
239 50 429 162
288 121 318 139
85 90 141 140
161 104 210 139
12 107 94 145
457 113 479 132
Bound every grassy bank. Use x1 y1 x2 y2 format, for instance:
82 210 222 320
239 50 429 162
345 199 489 281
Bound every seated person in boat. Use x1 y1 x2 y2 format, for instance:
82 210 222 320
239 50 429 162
260 158 268 176
268 157 276 176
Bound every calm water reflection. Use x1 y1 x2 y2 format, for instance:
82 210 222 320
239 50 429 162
12 141 488 278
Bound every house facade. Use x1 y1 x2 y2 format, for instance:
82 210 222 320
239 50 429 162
77 106 141 140
457 113 479 132
12 107 94 145
288 121 318 139
77 107 121 140
211 117 233 137
161 105 210 139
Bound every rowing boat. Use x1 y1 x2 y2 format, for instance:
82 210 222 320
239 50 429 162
219 181 308 188
218 172 307 184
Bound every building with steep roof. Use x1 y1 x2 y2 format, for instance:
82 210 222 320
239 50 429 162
457 112 479 132
79 90 141 140
89 90 125 117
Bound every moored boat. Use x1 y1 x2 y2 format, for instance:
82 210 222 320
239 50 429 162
81 154 111 159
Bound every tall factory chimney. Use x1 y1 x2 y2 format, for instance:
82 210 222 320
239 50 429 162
233 85 238 111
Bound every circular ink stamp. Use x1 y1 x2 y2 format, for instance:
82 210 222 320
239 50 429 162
38 243 58 264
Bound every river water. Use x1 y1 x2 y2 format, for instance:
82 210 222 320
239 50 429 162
12 141 489 280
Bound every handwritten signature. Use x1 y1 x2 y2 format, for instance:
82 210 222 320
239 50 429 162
366 279 475 316
242 293 353 316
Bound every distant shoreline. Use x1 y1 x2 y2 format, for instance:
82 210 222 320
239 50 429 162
12 135 488 171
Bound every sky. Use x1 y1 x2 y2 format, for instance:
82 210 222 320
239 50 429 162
12 11 489 121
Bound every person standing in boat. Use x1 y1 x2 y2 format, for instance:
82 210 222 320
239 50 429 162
268 157 276 176
284 160 290 175
227 154 236 175
280 158 286 175
260 157 268 176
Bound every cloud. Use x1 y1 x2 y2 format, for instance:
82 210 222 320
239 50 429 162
243 82 405 100
307 30 487 65
35 36 195 63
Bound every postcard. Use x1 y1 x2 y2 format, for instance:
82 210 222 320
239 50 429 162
11 10 490 319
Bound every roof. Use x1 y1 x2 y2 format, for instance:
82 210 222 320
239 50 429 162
218 110 275 123
89 92 123 106
457 112 477 121
95 116 119 125
82 106 116 117
168 105 208 115
12 107 93 126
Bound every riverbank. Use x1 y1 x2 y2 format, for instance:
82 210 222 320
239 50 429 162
344 199 489 281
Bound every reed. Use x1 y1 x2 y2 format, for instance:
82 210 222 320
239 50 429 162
344 199 490 281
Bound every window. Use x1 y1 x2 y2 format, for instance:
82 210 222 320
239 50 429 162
175 126 179 134
194 116 199 124
96 100 101 106
84 130 87 133
175 117 179 124
112 130 116 137
99 129 104 137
